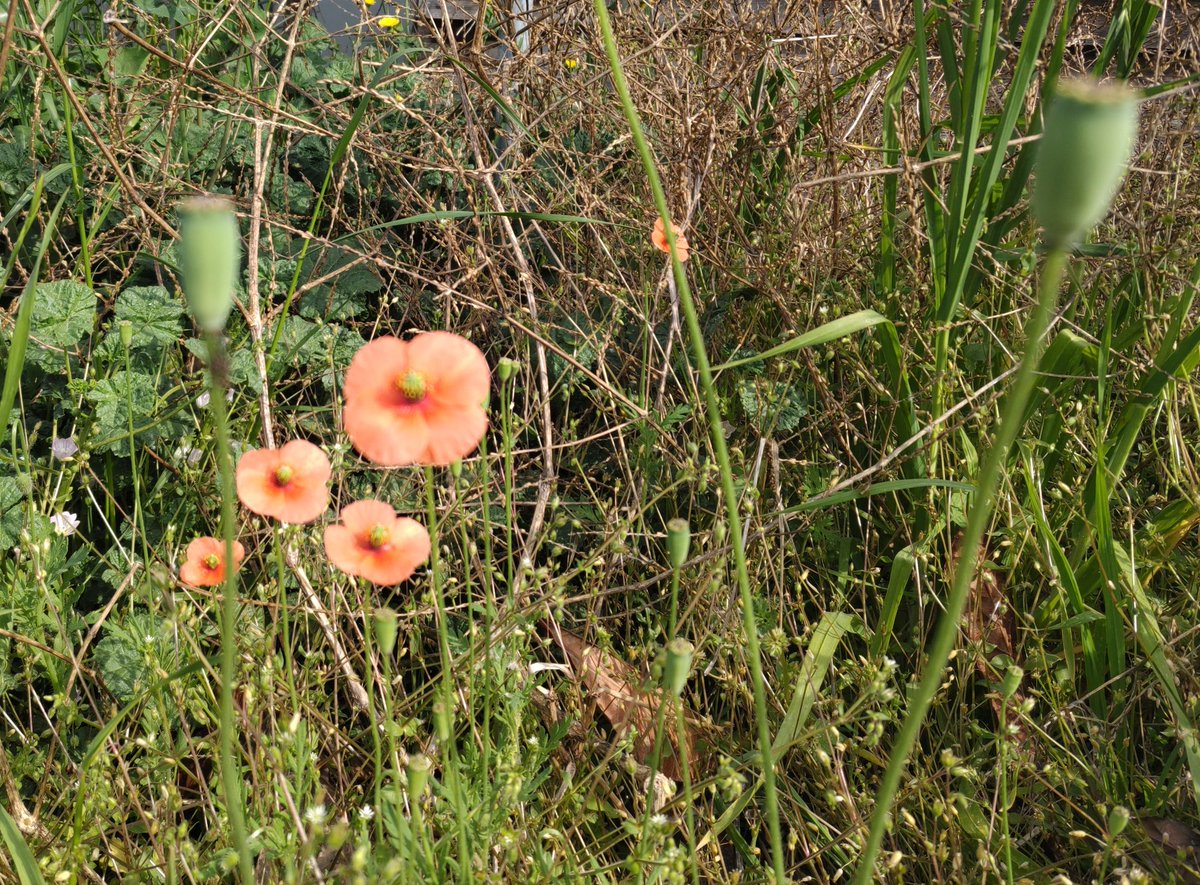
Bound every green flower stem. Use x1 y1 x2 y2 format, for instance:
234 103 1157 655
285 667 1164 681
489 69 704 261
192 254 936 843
203 330 253 883
852 247 1069 884
591 3 784 880
424 465 453 679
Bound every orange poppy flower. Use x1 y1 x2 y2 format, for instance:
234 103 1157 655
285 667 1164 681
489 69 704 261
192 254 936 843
236 439 331 524
324 500 431 586
651 216 690 263
180 537 246 587
343 332 490 467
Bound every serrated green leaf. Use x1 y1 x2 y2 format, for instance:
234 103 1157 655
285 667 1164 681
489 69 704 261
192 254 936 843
0 475 28 550
86 371 160 454
115 286 184 347
27 281 95 368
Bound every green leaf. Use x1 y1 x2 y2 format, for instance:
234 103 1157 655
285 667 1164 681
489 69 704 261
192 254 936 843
86 371 161 454
31 281 96 351
0 475 29 550
737 377 808 434
114 286 184 348
94 612 172 704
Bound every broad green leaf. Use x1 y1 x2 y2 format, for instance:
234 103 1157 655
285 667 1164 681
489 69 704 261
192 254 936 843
31 280 96 350
86 371 161 454
114 286 185 348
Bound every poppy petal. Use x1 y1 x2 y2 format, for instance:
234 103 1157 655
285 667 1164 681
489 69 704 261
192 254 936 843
420 403 488 466
410 331 491 408
345 400 430 467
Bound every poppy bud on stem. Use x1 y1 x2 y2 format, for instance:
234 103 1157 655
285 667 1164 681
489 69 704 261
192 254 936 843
180 197 240 334
1032 79 1139 249
179 195 251 884
663 638 694 698
854 78 1139 885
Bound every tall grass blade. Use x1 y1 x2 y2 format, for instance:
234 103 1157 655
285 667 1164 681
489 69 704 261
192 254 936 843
0 805 44 885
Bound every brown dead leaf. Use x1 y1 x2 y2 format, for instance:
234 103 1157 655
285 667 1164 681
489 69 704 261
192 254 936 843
959 535 1028 742
549 625 693 782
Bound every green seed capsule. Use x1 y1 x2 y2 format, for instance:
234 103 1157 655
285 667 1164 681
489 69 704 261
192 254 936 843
1032 79 1139 249
406 753 432 798
663 638 694 697
179 197 241 333
373 607 398 658
666 518 691 569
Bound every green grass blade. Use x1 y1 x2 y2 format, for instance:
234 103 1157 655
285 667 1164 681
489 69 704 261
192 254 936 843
0 186 68 446
773 612 865 756
0 805 44 885
711 309 893 371
869 546 917 659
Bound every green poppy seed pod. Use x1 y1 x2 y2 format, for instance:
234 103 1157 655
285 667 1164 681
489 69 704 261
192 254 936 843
406 753 432 798
118 320 133 348
663 638 694 698
497 357 520 382
433 697 452 745
1032 79 1138 249
1000 664 1024 700
1107 805 1130 837
373 607 398 658
666 518 691 570
179 196 241 333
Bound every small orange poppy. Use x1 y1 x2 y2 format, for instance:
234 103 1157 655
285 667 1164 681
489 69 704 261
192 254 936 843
236 439 331 524
180 537 246 587
343 332 490 467
324 500 431 586
651 216 690 263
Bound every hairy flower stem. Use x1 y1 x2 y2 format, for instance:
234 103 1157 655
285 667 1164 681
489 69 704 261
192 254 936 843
592 3 785 880
852 247 1068 883
204 331 253 883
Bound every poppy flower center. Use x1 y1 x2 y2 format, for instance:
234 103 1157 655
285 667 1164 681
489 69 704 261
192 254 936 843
203 553 221 570
274 464 294 486
397 371 427 403
368 524 390 549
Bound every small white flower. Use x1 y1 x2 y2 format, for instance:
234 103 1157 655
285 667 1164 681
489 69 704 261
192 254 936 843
303 803 326 826
51 437 79 460
196 391 211 408
50 512 80 536
357 804 375 821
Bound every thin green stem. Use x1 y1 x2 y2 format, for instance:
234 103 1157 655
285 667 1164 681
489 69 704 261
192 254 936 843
591 3 784 880
852 247 1069 883
204 330 253 883
424 466 453 679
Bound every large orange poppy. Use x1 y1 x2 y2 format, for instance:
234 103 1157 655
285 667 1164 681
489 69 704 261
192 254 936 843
180 537 246 587
343 332 490 467
651 217 690 263
236 439 331 524
324 500 431 586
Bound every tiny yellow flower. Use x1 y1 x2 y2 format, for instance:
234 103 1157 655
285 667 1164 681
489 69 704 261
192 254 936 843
563 57 578 71
378 14 400 27
363 0 375 5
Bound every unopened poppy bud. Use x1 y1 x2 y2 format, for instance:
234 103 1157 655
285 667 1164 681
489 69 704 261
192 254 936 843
180 196 241 333
433 696 452 744
406 753 432 798
497 357 520 382
119 320 133 348
1000 664 1023 700
1107 805 1130 837
1032 79 1138 249
373 607 398 658
663 638 694 697
666 518 690 569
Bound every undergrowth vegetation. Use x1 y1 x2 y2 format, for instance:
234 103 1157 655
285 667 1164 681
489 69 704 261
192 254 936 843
2 0 1200 881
